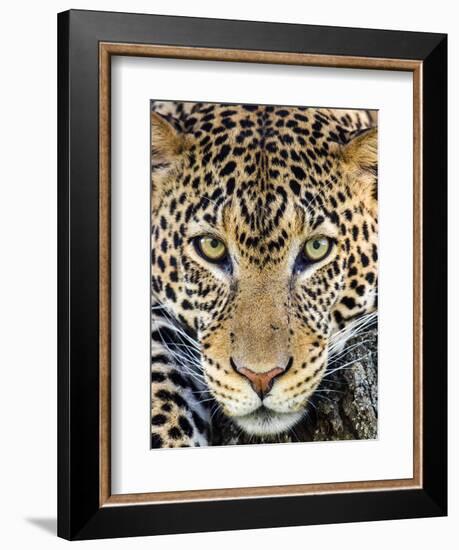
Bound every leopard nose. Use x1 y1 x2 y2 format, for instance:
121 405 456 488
230 358 293 398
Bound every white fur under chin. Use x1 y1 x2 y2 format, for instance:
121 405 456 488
234 409 303 436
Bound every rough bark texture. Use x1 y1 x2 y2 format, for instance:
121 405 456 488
212 325 378 445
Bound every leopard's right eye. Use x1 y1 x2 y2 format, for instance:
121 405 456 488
194 236 228 263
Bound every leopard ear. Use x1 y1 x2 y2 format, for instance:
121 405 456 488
151 112 188 168
340 127 378 202
341 127 377 171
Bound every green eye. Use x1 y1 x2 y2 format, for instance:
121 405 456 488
303 236 331 262
195 236 227 262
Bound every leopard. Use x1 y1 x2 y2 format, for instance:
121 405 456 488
150 101 378 448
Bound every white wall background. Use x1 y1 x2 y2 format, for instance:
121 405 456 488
0 1 455 548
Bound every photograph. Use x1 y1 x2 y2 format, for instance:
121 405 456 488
150 100 379 448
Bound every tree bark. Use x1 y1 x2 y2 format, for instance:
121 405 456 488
212 325 378 445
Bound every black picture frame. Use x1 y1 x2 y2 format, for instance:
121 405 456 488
58 9 447 540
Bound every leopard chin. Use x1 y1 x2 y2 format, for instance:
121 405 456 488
233 406 303 436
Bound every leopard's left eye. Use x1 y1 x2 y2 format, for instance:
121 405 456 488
303 236 331 262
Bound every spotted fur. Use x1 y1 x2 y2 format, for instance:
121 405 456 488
150 101 378 447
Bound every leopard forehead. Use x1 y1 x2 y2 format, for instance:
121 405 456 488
154 104 375 263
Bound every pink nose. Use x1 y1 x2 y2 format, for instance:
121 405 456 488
231 358 292 398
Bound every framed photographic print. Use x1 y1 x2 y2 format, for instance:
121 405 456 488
57 9 447 540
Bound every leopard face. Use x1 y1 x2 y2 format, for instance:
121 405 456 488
151 103 378 436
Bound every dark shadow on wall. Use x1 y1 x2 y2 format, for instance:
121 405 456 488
25 517 56 536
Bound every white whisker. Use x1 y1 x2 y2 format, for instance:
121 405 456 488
322 353 371 379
